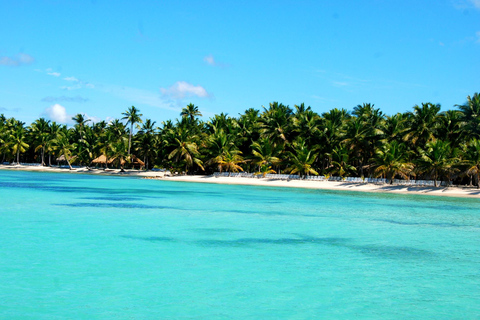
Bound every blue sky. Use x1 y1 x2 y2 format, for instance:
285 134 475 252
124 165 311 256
1 0 479 126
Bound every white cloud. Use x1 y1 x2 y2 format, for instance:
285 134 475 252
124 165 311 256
64 76 79 82
0 53 34 66
47 72 61 77
160 81 210 100
42 104 71 124
84 114 101 123
476 31 480 43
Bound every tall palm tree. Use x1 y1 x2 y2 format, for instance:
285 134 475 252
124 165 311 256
216 151 244 174
285 140 319 178
437 110 465 149
29 118 51 166
46 122 61 166
404 103 441 147
122 106 143 156
250 137 282 172
416 140 459 187
457 92 480 139
373 141 414 184
462 138 480 188
52 128 74 169
8 121 29 164
343 117 369 176
259 102 293 149
181 103 202 123
327 145 356 178
205 128 239 171
135 119 157 169
167 126 204 174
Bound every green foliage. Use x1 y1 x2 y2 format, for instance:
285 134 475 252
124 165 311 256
3 93 480 187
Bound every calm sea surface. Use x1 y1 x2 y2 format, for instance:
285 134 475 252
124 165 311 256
1 170 479 319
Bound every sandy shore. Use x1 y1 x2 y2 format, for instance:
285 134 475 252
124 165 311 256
2 164 480 198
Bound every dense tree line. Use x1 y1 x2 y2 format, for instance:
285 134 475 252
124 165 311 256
1 94 480 187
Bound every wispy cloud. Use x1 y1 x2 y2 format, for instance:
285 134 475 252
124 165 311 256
101 85 180 111
60 77 95 90
47 71 61 77
203 54 229 68
476 31 480 43
0 53 34 67
469 0 480 8
204 54 216 66
41 96 89 103
332 81 348 87
453 0 480 10
0 107 21 113
160 81 210 100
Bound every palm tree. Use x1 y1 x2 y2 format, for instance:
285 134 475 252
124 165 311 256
259 102 293 148
181 103 202 123
373 141 414 184
383 113 408 143
437 110 465 149
167 126 204 174
46 122 61 166
205 128 239 171
416 140 460 187
343 117 369 176
250 137 282 172
122 106 143 156
135 119 157 169
463 138 480 188
216 151 244 174
285 140 319 178
327 145 356 178
0 114 6 162
8 121 29 164
29 118 51 166
52 128 74 169
457 93 480 139
404 103 441 147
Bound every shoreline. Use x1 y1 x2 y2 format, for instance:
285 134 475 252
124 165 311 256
1 164 480 199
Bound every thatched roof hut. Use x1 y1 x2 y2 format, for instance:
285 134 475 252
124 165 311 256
91 155 125 165
130 155 145 167
91 155 110 164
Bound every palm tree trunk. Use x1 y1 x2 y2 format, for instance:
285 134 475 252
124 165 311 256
41 147 45 166
128 124 133 155
66 156 73 170
16 150 20 164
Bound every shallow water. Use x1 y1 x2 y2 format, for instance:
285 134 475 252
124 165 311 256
1 170 479 319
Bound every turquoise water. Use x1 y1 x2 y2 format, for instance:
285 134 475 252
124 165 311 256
1 170 479 319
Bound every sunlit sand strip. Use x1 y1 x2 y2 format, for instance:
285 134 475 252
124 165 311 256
1 164 479 198
164 175 480 199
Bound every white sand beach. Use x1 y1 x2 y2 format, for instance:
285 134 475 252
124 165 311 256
2 164 480 198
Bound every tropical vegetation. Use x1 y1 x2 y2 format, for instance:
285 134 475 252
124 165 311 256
1 93 480 187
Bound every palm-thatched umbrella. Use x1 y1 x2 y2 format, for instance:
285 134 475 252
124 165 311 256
91 155 126 169
130 155 145 169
